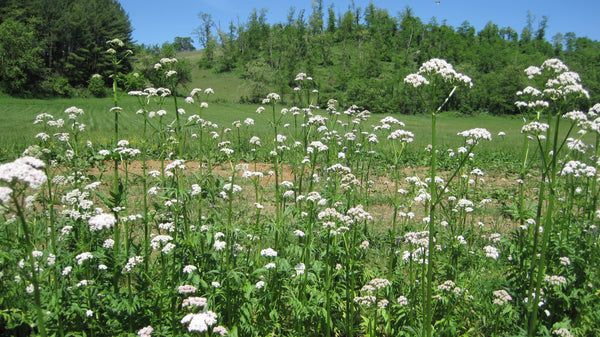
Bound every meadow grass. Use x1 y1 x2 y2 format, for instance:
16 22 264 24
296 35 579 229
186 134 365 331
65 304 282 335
1 95 530 162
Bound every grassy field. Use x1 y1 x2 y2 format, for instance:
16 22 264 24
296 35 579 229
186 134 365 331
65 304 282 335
0 95 529 162
1 57 598 337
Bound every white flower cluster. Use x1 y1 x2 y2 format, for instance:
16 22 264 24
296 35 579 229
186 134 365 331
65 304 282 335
181 311 218 332
404 58 473 88
457 128 492 144
182 296 207 308
492 289 513 305
353 295 377 307
0 156 47 189
552 328 574 337
560 160 596 178
260 248 278 257
75 252 94 265
388 129 414 143
137 326 154 337
521 121 550 135
123 256 143 273
88 213 116 231
544 275 567 286
0 187 12 204
403 73 429 87
178 284 197 294
483 245 499 260
521 59 589 103
150 235 175 254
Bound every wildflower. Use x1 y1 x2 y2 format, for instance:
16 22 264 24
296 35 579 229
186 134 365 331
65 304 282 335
378 299 389 309
521 121 549 135
265 263 276 269
437 280 456 292
359 241 370 249
211 282 220 288
214 240 226 251
183 265 197 274
552 328 574 337
213 326 228 335
260 248 278 257
256 281 265 289
123 256 143 273
0 187 12 204
293 230 305 237
178 285 197 294
266 92 280 101
294 263 306 276
62 266 72 276
182 296 207 308
137 326 154 337
457 128 492 142
353 295 377 307
388 129 415 143
75 252 94 265
0 156 47 189
404 73 430 87
544 275 567 286
88 213 116 231
369 278 391 289
483 246 499 260
222 184 242 193
492 289 513 305
397 296 408 306
181 311 218 332
85 310 94 317
541 58 568 73
524 66 542 78
76 280 93 287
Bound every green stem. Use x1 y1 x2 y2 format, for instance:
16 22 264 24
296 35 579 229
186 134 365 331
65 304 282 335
424 110 437 337
12 192 47 337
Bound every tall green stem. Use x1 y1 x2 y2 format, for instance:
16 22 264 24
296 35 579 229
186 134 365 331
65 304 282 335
424 110 437 337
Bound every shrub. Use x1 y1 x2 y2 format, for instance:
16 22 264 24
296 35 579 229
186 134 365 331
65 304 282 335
88 74 106 98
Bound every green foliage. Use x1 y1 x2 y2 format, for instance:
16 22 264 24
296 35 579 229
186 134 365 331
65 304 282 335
88 74 107 98
192 4 600 115
0 0 133 96
0 17 44 95
121 72 146 92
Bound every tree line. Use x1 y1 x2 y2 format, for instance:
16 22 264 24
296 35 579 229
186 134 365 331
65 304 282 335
0 0 133 96
1 0 598 115
185 2 600 114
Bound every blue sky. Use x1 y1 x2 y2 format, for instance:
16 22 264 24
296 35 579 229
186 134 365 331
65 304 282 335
119 0 599 47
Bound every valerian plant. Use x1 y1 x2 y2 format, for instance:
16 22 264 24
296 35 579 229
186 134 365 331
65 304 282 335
1 59 599 337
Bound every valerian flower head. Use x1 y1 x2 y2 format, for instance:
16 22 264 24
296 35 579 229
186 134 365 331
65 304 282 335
524 66 542 79
260 248 278 257
541 58 569 74
492 289 513 305
88 213 116 231
403 73 429 88
521 121 550 135
457 128 492 144
181 311 218 333
0 157 47 189
410 58 473 88
388 129 414 143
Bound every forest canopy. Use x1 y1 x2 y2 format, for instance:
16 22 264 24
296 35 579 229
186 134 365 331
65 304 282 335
182 2 600 114
0 0 133 96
